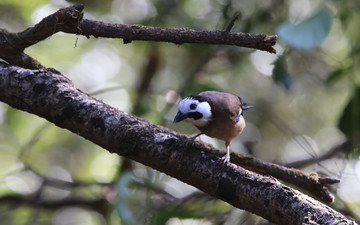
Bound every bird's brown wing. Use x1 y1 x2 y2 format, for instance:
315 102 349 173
198 91 241 122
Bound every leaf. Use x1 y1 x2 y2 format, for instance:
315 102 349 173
272 56 292 90
338 87 360 156
116 172 137 225
325 59 352 86
277 9 332 50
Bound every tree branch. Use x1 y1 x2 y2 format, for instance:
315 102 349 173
0 62 355 225
231 153 340 203
0 5 277 69
0 193 108 210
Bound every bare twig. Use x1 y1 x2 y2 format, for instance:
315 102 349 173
224 13 240 32
285 140 353 168
72 20 277 52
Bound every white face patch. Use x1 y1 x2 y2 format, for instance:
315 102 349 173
177 98 212 126
196 102 212 119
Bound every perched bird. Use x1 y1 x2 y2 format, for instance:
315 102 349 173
173 91 253 162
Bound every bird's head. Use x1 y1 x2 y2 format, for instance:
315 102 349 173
173 96 212 127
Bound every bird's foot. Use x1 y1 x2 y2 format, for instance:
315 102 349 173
221 153 231 163
184 133 202 148
184 137 196 148
185 138 195 148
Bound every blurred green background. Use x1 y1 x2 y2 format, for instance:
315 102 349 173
0 0 359 224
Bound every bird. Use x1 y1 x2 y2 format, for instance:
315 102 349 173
173 91 253 163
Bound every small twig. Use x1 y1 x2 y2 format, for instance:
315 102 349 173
76 20 277 53
285 140 353 168
224 13 240 32
318 176 341 185
230 152 338 203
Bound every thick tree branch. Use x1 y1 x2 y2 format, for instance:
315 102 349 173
0 5 277 69
0 63 355 225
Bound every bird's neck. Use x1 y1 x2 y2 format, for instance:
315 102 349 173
188 119 208 127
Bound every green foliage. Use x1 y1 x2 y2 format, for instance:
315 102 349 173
149 207 201 225
325 59 353 86
277 9 332 50
338 87 360 155
0 0 47 21
272 55 292 90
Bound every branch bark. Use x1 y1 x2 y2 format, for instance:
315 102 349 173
0 5 277 69
0 62 355 225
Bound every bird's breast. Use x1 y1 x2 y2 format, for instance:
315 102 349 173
195 116 246 142
189 118 209 127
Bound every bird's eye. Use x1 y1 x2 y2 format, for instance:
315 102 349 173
190 103 197 110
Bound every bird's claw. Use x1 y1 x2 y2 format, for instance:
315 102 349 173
221 153 231 163
184 137 197 148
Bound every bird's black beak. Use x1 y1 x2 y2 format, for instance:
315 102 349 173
173 111 187 123
240 97 254 111
242 105 254 110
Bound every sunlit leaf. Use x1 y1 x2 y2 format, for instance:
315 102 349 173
325 59 352 86
277 9 332 50
149 207 200 225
